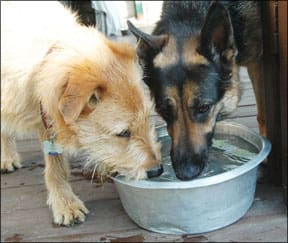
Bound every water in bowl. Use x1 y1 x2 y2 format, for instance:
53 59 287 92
149 132 259 182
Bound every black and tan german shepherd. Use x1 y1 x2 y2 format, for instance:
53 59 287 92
128 1 265 180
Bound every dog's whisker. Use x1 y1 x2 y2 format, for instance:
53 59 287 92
90 163 98 184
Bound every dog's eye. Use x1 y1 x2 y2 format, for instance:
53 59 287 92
197 104 211 114
117 130 131 138
89 94 98 106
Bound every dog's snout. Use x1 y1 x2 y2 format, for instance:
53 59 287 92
171 150 207 181
174 162 204 181
146 164 163 178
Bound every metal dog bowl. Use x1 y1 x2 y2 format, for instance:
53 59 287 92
112 121 271 234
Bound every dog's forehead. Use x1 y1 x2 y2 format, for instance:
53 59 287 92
160 74 220 108
165 82 198 106
153 35 208 69
153 36 178 68
91 100 151 134
154 56 220 105
152 34 214 99
182 36 209 66
97 83 152 121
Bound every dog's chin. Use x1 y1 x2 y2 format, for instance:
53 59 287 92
84 157 148 181
113 168 147 180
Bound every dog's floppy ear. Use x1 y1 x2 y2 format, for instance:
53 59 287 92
127 20 168 59
198 2 237 79
58 72 106 124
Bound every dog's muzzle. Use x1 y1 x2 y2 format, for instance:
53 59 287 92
146 164 163 178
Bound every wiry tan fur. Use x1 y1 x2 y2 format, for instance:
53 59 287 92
1 2 161 226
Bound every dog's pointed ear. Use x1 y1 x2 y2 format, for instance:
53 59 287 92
58 73 106 124
127 20 168 59
198 2 237 79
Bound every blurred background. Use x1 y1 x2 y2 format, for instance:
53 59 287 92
61 1 163 37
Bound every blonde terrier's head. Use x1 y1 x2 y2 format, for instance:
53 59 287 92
40 32 162 180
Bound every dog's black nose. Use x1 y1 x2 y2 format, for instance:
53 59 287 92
174 163 204 181
146 164 163 178
171 146 208 181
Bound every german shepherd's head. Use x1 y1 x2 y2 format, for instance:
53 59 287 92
128 2 242 180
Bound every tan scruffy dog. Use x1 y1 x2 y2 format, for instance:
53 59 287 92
1 2 161 226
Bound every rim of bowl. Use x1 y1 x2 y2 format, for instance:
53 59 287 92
112 121 271 189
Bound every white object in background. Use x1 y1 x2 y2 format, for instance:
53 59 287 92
91 1 122 37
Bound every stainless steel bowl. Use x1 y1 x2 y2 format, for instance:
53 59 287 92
112 122 271 234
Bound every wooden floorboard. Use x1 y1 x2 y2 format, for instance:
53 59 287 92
1 165 287 242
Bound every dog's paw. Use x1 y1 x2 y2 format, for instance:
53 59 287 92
51 197 89 226
1 158 22 173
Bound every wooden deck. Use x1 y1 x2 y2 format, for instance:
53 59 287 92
1 33 287 242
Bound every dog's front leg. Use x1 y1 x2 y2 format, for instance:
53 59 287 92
247 61 269 181
247 61 267 137
1 132 21 173
44 154 89 226
38 129 89 226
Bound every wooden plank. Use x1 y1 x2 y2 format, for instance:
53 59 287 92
1 160 92 188
33 229 183 243
1 180 118 212
239 86 256 98
239 93 256 106
16 139 41 153
3 213 286 242
261 1 283 185
1 183 286 242
227 105 257 118
241 82 253 90
225 117 259 132
1 199 138 242
239 66 251 81
1 165 45 188
278 0 287 204
204 214 286 242
17 151 43 168
16 133 38 141
8 210 286 243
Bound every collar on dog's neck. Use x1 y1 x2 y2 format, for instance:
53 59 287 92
39 102 63 156
40 102 52 130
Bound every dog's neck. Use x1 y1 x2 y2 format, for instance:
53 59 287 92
40 102 64 156
40 102 53 130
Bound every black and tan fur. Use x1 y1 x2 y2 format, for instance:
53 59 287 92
128 1 264 180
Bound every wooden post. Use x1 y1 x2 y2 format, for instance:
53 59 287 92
261 1 287 203
278 0 287 204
